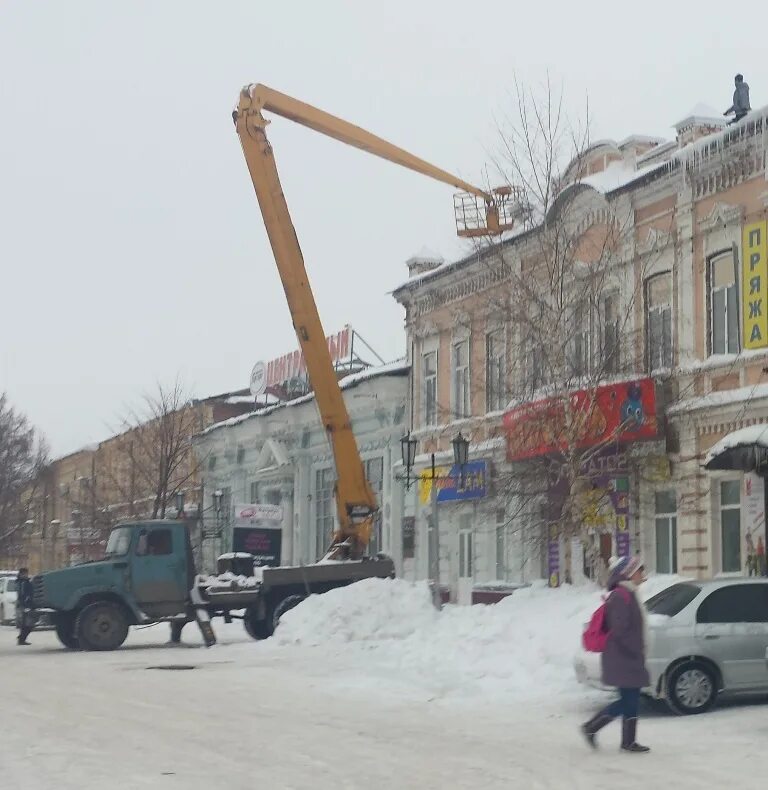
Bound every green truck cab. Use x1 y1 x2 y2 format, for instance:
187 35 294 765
32 520 394 651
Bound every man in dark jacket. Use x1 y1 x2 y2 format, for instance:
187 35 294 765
16 567 35 646
581 555 650 753
725 74 751 124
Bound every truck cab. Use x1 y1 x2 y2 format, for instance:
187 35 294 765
35 521 194 651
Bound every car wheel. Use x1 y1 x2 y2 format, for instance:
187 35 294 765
75 602 129 651
271 594 305 632
243 605 270 641
54 613 80 649
666 661 718 715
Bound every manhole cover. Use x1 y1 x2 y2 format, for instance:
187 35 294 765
146 665 197 671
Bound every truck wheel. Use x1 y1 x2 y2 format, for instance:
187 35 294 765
243 606 270 641
76 602 129 651
54 614 80 649
272 595 305 632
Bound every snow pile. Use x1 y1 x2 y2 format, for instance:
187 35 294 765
273 575 685 701
198 569 264 591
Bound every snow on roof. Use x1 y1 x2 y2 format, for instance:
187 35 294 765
704 424 768 467
674 102 726 129
200 359 409 436
225 395 256 405
406 245 444 263
667 382 768 416
580 159 668 194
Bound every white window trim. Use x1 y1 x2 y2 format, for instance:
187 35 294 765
645 271 674 372
421 335 439 428
708 250 740 357
714 475 742 577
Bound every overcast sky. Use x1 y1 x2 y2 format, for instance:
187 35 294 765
1 0 763 456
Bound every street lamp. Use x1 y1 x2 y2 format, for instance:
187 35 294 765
400 432 417 490
175 491 185 518
400 431 470 611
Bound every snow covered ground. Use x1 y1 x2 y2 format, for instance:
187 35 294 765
1 577 767 789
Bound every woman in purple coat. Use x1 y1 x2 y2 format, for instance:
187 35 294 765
581 555 650 753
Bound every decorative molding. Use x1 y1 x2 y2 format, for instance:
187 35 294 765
637 227 672 255
698 201 743 231
413 320 437 339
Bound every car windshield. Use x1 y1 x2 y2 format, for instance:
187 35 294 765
6 579 16 592
104 527 132 558
644 583 701 616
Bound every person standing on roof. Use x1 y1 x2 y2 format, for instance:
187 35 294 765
581 555 651 753
724 74 751 124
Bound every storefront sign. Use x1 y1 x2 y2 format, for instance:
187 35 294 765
503 378 658 462
251 326 353 400
418 460 487 505
232 527 282 566
234 503 283 524
743 221 768 349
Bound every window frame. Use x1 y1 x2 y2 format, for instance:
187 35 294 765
719 478 742 574
315 467 334 560
601 290 621 375
708 250 740 356
645 272 673 371
654 489 677 574
452 338 470 419
422 350 438 426
485 327 506 413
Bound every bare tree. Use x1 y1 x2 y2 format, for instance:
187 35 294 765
111 379 201 520
0 393 49 552
477 79 674 583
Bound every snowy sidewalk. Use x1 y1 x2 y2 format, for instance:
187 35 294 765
0 581 766 789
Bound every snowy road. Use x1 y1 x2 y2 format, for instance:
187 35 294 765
2 623 767 789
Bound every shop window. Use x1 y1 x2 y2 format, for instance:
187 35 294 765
654 490 677 574
249 482 258 503
423 351 438 426
486 329 506 413
452 339 470 419
646 273 673 371
720 479 741 573
402 517 415 560
709 252 739 355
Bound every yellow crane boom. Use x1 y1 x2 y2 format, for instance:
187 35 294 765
233 83 516 560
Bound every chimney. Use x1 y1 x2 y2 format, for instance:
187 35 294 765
674 103 726 147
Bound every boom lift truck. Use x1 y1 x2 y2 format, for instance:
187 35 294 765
27 87 520 652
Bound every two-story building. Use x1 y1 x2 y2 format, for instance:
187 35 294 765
393 103 768 586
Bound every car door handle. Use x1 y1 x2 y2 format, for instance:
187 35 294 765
113 562 128 569
704 635 720 640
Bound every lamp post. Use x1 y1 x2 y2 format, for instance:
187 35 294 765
401 431 471 610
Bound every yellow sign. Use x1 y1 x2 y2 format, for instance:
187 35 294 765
743 221 768 349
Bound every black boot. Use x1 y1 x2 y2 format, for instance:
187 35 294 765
581 712 613 749
621 718 650 753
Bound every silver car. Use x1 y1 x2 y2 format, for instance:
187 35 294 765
574 577 768 714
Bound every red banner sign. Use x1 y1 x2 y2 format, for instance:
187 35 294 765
503 378 658 462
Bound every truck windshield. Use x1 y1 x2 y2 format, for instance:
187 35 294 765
104 527 132 557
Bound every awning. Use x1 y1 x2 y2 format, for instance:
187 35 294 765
704 425 768 472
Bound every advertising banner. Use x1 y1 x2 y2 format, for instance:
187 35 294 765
743 221 768 349
417 460 487 505
232 503 283 566
503 378 658 462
